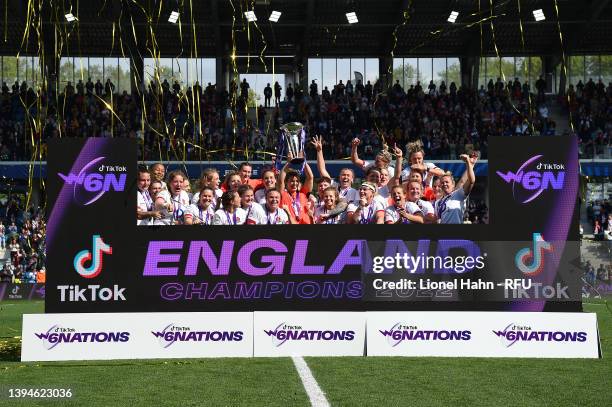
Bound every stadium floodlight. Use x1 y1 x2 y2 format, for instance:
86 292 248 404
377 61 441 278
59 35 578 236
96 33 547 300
447 11 459 23
269 11 281 22
245 11 257 22
346 12 358 24
64 13 77 22
168 11 179 23
533 9 545 21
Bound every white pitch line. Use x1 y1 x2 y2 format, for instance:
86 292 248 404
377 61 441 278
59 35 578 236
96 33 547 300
292 356 330 407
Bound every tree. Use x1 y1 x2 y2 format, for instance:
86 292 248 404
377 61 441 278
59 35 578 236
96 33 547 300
2 57 21 87
568 56 585 85
88 61 104 82
585 56 600 82
118 63 131 93
392 63 417 89
444 62 461 86
145 60 173 88
483 57 515 82
59 58 75 86
247 88 260 108
601 55 612 83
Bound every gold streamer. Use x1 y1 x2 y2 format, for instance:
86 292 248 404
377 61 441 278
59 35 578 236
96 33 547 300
3 0 7 43
552 0 574 132
516 0 535 134
372 3 414 151
482 0 529 130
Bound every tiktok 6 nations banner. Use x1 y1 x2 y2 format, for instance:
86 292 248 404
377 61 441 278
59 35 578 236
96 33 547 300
21 311 599 360
45 136 580 313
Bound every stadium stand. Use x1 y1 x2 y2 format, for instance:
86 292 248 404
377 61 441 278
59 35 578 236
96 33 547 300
1 76 610 162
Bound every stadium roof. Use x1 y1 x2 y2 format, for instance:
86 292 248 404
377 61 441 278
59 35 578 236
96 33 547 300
3 0 612 58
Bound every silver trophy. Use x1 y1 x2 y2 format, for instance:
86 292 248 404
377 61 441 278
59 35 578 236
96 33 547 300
280 122 305 164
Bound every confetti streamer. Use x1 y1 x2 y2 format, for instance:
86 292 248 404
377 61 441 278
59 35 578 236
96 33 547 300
552 0 574 132
516 0 536 134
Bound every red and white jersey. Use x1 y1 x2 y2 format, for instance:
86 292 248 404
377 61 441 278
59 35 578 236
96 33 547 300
247 205 290 225
154 190 190 225
347 200 385 224
137 189 154 226
338 186 359 204
280 188 312 224
184 204 215 225
314 205 346 224
377 185 390 199
411 198 435 218
212 208 247 225
385 201 422 224
242 203 263 222
254 188 268 205
374 194 389 208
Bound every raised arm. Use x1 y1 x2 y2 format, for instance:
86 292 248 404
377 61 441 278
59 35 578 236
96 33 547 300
350 138 366 169
278 153 292 192
456 151 479 193
427 166 445 178
302 161 314 193
390 144 403 186
311 135 331 179
459 154 476 196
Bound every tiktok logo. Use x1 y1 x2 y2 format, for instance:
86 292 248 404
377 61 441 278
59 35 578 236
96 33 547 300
514 233 553 276
73 235 112 278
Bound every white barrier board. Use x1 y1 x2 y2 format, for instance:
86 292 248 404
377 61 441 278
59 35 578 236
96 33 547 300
21 311 599 360
21 312 253 361
366 311 600 358
254 312 366 356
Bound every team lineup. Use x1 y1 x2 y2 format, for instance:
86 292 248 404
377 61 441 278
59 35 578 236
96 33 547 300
136 139 479 226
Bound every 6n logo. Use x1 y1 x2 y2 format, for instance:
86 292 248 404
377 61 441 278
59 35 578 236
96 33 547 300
58 172 126 192
58 156 126 205
496 154 565 204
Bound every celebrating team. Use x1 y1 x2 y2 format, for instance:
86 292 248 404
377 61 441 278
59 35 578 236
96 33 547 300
137 139 478 226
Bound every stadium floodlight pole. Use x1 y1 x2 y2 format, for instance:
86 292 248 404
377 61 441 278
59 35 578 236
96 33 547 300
64 13 77 22
447 11 459 23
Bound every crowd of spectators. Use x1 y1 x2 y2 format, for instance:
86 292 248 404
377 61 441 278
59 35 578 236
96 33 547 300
561 78 612 158
463 199 489 224
0 197 46 284
1 74 610 162
582 259 611 288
